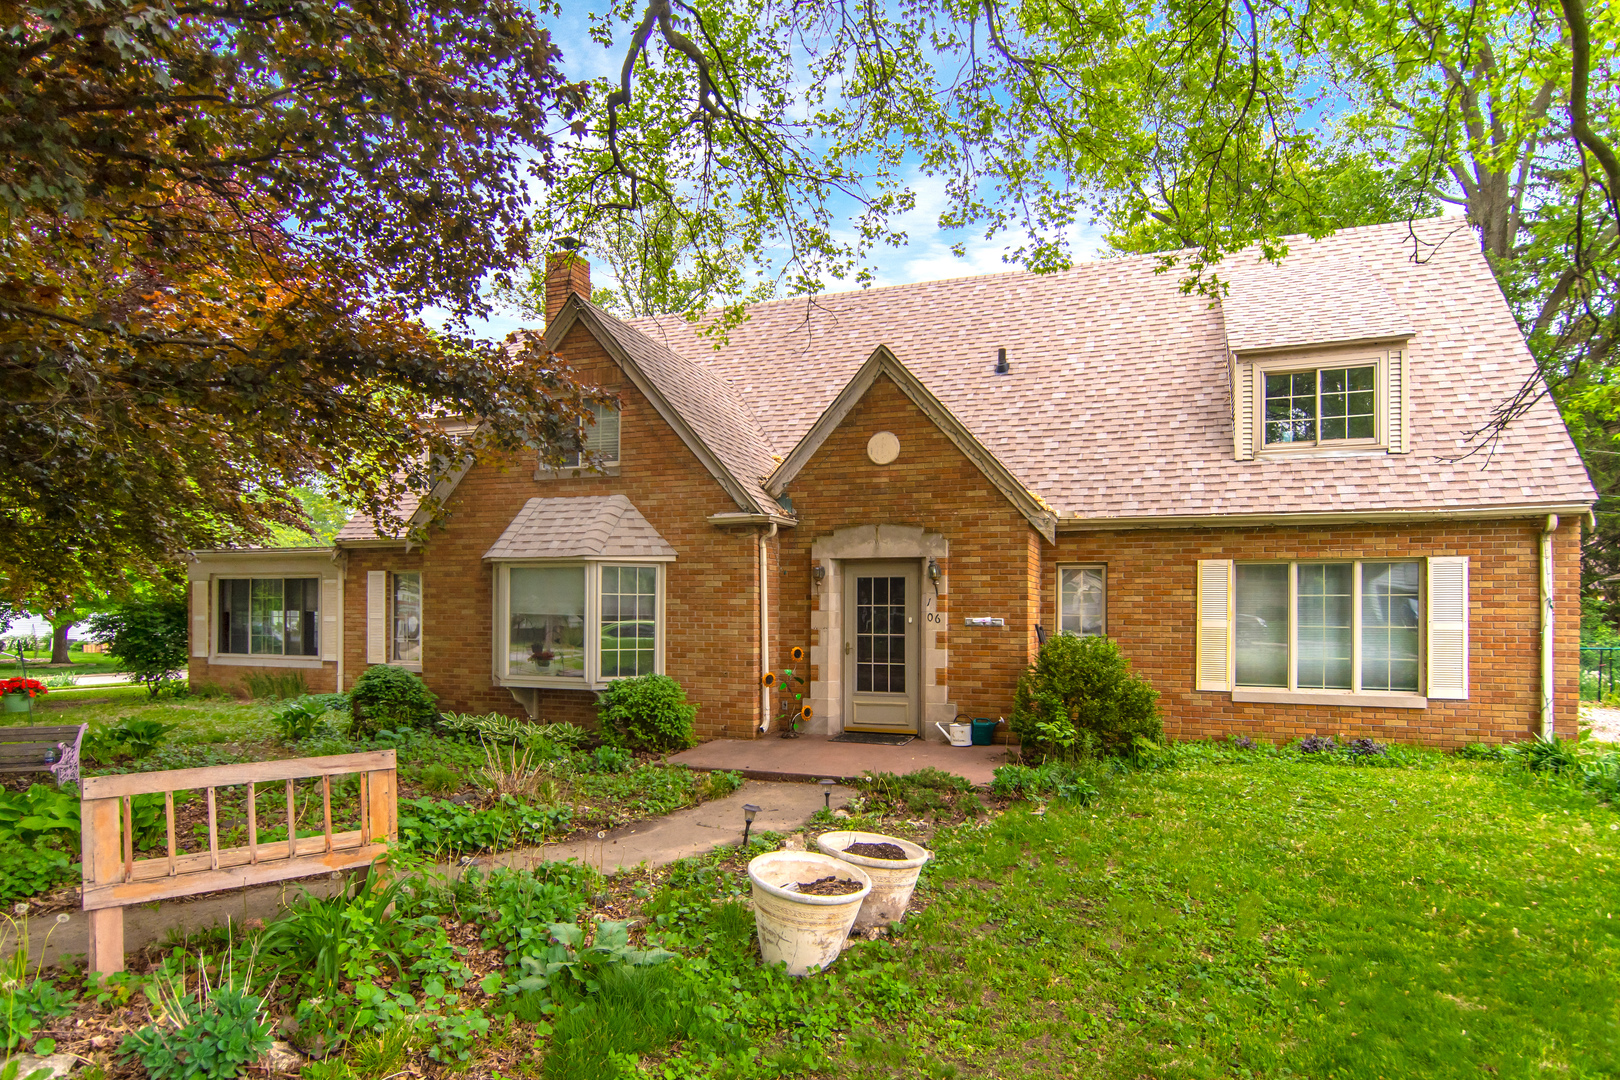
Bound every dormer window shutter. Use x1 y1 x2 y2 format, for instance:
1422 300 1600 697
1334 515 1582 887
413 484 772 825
1387 347 1410 454
1233 361 1256 461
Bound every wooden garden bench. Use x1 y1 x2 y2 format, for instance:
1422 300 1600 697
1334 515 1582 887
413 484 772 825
0 724 88 785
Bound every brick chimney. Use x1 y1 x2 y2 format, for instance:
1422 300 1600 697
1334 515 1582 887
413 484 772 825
544 250 591 324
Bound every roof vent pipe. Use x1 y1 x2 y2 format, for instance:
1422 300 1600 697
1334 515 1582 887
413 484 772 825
995 348 1010 375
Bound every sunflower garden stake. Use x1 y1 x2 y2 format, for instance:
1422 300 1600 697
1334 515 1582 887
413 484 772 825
762 647 812 738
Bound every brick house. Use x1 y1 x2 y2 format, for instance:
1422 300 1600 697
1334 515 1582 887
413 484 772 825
186 218 1595 748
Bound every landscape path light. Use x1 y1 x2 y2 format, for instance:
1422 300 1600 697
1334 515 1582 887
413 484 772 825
820 778 835 809
743 803 760 846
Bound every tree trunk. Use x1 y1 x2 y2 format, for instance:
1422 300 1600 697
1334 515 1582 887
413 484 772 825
50 621 70 665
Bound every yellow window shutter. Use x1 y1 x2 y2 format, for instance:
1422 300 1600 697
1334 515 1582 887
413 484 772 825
190 580 210 658
366 571 387 665
320 578 340 662
1234 362 1255 461
1387 349 1410 454
1196 559 1234 691
1426 556 1468 699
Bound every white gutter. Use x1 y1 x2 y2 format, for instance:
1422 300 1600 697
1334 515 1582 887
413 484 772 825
759 523 777 733
1541 514 1558 739
1055 503 1595 533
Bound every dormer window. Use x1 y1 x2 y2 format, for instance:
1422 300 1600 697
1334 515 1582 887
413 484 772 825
1233 346 1408 459
1263 365 1377 446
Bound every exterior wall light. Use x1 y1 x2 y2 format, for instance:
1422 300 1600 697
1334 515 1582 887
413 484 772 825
812 563 826 586
927 558 941 583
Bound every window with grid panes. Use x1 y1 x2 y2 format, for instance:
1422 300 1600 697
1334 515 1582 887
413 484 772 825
1263 365 1376 445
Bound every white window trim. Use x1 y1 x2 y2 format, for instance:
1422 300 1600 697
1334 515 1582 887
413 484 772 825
213 575 326 664
1252 352 1388 453
537 402 622 478
492 559 668 690
389 571 424 671
1055 564 1107 638
1232 559 1428 707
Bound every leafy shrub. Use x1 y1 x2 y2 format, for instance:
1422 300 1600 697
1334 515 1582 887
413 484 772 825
85 716 177 761
1296 735 1337 754
1345 737 1388 757
582 745 633 774
596 674 697 752
85 596 189 697
699 769 744 800
241 671 309 701
1229 735 1258 751
119 960 274 1080
0 785 79 845
398 796 572 855
0 840 74 903
990 762 1099 803
1453 741 1511 762
270 698 330 742
535 722 590 750
439 711 532 744
1010 634 1161 760
349 665 438 738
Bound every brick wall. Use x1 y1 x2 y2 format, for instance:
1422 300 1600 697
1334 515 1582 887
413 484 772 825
779 374 1043 732
338 322 766 737
186 657 338 695
1044 517 1581 746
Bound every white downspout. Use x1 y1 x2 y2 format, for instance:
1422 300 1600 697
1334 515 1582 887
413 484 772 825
759 523 777 733
1541 514 1558 739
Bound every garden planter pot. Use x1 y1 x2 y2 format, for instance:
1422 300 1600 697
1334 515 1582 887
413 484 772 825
2 693 30 714
815 830 932 931
747 850 872 976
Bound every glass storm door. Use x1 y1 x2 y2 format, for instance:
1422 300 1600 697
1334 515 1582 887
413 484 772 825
843 561 920 732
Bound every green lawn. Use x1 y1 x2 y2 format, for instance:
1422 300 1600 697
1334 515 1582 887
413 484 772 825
0 650 124 679
838 757 1620 1078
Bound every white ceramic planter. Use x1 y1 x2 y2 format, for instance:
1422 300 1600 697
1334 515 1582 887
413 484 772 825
747 850 872 976
815 830 932 931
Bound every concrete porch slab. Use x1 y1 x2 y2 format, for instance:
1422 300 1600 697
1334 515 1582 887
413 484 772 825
669 737 1014 787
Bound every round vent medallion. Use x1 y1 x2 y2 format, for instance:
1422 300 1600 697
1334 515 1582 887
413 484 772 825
866 431 901 465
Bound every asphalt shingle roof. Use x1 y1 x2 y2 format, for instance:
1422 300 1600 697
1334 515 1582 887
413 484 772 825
483 495 676 561
611 217 1593 521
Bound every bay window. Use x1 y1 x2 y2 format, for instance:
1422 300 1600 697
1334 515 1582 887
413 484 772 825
218 577 320 657
497 561 662 686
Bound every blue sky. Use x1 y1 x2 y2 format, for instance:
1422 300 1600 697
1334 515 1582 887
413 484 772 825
445 6 1109 341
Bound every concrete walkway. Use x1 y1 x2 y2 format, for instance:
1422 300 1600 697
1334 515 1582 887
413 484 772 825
13 779 844 967
670 736 1012 787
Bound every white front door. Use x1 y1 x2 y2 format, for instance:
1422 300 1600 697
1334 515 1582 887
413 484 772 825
843 561 920 732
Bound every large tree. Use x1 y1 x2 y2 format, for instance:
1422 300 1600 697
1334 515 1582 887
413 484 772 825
0 0 603 602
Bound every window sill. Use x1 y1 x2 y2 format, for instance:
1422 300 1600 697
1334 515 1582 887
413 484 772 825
496 675 601 692
1232 688 1427 709
208 655 328 669
534 464 621 480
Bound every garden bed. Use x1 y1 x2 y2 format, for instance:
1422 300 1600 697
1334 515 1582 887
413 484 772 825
4 735 1616 1080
